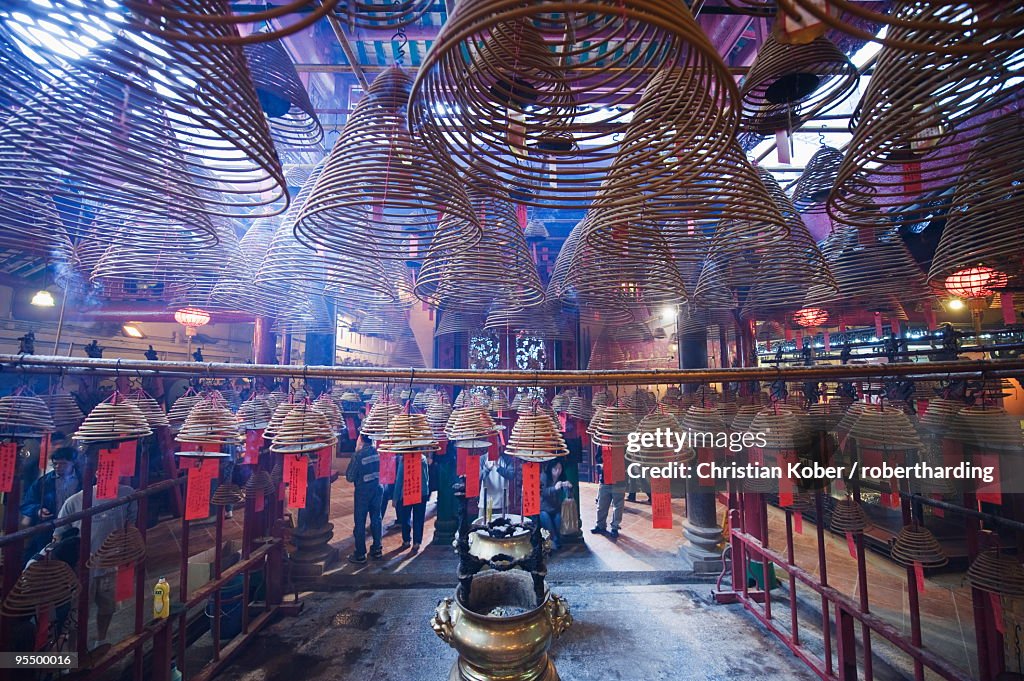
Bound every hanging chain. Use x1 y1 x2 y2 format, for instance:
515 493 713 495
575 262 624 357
391 0 408 65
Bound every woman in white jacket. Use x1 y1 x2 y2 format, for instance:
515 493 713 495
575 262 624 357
479 454 514 519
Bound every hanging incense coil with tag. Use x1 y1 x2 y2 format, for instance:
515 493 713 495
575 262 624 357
740 34 858 136
238 396 274 431
890 525 948 569
264 401 300 440
793 146 845 210
168 393 205 428
41 393 85 431
246 470 276 498
489 392 511 416
505 412 569 463
847 407 923 451
313 395 343 434
916 398 964 437
176 395 243 447
435 311 486 338
74 398 151 443
967 549 1024 597
211 216 289 318
294 65 481 261
425 401 454 439
87 526 146 569
388 330 427 369
830 496 871 534
567 397 594 423
588 407 638 448
0 394 55 438
1 560 79 617
628 412 692 466
947 406 1024 452
445 406 498 446
409 1 739 209
211 483 246 506
243 37 322 147
125 390 170 429
377 413 440 455
270 403 337 455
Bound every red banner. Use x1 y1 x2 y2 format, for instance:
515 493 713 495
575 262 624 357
522 462 540 515
243 429 263 465
794 511 803 535
185 464 212 520
456 447 467 476
903 161 923 195
975 453 1001 505
34 606 50 651
466 453 481 498
402 452 421 506
779 451 798 508
96 449 120 500
0 442 17 492
651 477 672 529
488 436 500 461
116 565 135 603
39 436 50 473
286 455 307 509
117 440 137 477
380 452 397 485
846 532 857 559
316 446 333 479
603 445 624 485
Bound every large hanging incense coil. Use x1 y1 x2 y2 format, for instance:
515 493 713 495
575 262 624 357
245 470 275 498
928 111 1024 290
41 394 85 430
74 398 151 443
445 406 499 445
377 413 439 455
967 550 1024 597
124 391 170 429
415 181 544 311
87 527 146 569
387 330 426 369
211 482 246 506
168 393 205 428
168 218 248 311
243 37 322 148
916 398 964 436
0 394 55 438
176 395 243 447
749 409 811 450
210 216 283 317
890 525 948 569
409 1 739 210
435 311 485 337
830 496 871 534
0 4 286 224
505 412 569 462
567 397 594 422
270 403 337 454
1 560 79 617
313 395 343 433
628 412 691 465
777 0 1024 55
237 396 274 431
792 146 845 210
294 65 481 261
263 401 301 440
826 1 1024 229
621 389 658 421
847 407 923 450
679 406 727 435
586 334 627 371
806 402 844 432
740 34 858 135
483 301 572 341
592 391 612 409
360 399 404 440
425 401 454 438
948 407 1024 452
489 392 511 415
732 404 766 434
587 406 638 447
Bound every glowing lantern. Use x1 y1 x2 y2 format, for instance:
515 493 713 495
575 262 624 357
174 307 211 332
792 307 829 328
943 267 1007 299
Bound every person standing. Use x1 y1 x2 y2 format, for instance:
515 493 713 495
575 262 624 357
591 449 626 539
393 452 429 553
20 447 81 563
479 454 514 520
345 436 383 564
540 460 572 551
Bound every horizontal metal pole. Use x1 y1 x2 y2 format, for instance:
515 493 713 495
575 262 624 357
1 354 1023 387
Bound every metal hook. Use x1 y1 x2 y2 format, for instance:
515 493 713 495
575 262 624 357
818 125 826 147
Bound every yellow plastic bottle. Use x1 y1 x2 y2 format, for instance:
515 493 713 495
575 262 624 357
153 577 170 620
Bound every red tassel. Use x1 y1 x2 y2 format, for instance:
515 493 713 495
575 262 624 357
522 462 541 515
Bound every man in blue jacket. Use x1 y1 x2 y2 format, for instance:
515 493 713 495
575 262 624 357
20 447 81 563
345 436 384 564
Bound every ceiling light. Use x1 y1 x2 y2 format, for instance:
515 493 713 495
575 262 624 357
30 290 55 307
947 298 966 311
660 306 677 322
122 323 145 339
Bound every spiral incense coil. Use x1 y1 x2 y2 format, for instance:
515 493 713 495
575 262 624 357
621 389 658 421
505 412 569 462
0 3 286 223
792 146 845 210
272 295 336 335
294 65 481 261
445 406 499 446
74 399 151 443
806 402 844 432
243 37 322 148
731 405 765 434
916 398 964 436
245 470 276 498
679 406 727 436
211 216 291 318
0 394 55 438
550 393 569 414
847 407 923 451
176 395 243 447
546 219 583 302
313 395 343 433
41 394 85 430
425 401 453 438
588 406 638 447
827 1 1024 229
409 1 739 210
270 403 337 454
948 407 1024 452
890 525 948 569
388 331 427 369
830 497 871 534
740 34 858 135
87 527 146 569
237 396 274 431
749 410 812 450
928 110 1024 289
435 311 485 337
377 413 439 455
628 412 690 465
415 180 544 312
1 560 79 617
211 483 246 507
359 399 401 441
483 302 571 340
489 393 511 415
967 550 1024 597
120 391 168 430
263 401 300 440
168 393 205 428
269 458 285 485
777 0 1024 55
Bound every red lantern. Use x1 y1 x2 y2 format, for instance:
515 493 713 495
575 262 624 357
792 307 829 328
174 307 211 331
944 267 1007 299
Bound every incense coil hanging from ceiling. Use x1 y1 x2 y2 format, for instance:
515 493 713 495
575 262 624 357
243 37 323 148
826 1 1024 230
739 34 858 136
41 394 85 431
587 333 627 371
74 398 152 443
0 4 286 228
927 109 1024 292
211 216 289 318
388 328 427 369
340 1 435 30
125 390 171 429
294 65 481 261
434 311 486 338
483 301 573 341
792 145 845 211
408 1 740 209
414 181 544 312
777 0 1024 54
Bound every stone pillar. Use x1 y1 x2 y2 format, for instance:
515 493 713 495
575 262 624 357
432 439 458 546
678 326 726 573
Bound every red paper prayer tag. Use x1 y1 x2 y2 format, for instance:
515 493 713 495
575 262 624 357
1002 292 1016 326
287 455 307 509
34 606 51 650
557 412 567 431
603 446 624 485
903 161 923 195
117 439 137 477
316 447 332 479
794 512 804 535
38 436 50 473
991 593 1005 634
254 491 264 512
521 462 540 516
244 429 263 465
402 452 421 506
0 442 17 493
179 442 199 452
651 477 672 529
466 454 481 498
185 465 211 520
846 532 857 559
379 452 396 485
116 565 135 603
345 416 357 441
201 443 220 454
456 448 467 476
914 562 926 593
96 449 119 500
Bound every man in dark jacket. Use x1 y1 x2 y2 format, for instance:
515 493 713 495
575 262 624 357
394 452 430 554
345 436 383 563
20 447 81 563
